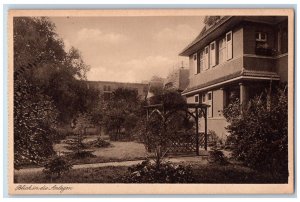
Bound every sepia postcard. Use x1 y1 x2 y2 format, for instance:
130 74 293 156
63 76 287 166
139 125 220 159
7 8 295 195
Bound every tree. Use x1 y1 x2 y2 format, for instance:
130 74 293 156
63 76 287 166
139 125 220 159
101 88 142 140
13 17 95 168
14 77 58 169
223 84 288 176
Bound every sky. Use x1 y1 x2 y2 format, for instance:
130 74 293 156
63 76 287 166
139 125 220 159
50 16 204 83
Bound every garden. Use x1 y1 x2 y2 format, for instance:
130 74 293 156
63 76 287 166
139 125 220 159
14 16 288 184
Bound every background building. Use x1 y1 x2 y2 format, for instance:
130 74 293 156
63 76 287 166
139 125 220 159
87 80 149 100
164 65 189 92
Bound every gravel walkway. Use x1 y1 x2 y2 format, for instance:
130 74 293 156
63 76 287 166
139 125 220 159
15 155 208 175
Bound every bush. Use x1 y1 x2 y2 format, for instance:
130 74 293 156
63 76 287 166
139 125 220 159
43 156 72 179
223 84 288 175
89 137 111 148
208 150 228 165
68 150 96 159
123 160 194 183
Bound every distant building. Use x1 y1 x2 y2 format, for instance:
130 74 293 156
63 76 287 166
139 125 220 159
164 66 189 92
87 80 149 100
146 76 165 99
180 16 288 140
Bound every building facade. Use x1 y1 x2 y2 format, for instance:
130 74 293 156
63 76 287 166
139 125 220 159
87 80 149 100
180 16 288 140
164 67 189 92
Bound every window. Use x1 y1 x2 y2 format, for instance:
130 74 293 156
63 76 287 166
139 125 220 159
204 46 209 70
194 95 199 103
193 53 197 75
103 85 107 91
218 38 226 64
210 41 216 67
199 51 204 73
207 92 212 100
256 32 267 42
226 31 233 60
202 94 206 103
202 92 213 117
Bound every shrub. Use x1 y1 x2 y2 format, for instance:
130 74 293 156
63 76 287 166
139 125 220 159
43 156 72 179
89 137 111 148
208 150 228 165
223 84 288 175
123 160 194 183
68 150 96 159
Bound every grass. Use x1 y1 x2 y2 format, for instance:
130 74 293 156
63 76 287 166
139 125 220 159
53 135 148 165
15 162 288 184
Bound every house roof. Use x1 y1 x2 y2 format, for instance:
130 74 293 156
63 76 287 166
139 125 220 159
179 16 233 56
179 16 288 57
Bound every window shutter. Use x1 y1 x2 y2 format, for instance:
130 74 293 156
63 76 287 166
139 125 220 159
204 46 209 70
226 31 233 60
210 41 216 67
193 53 197 75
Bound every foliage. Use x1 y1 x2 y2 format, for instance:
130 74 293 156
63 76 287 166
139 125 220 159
14 17 97 123
138 90 192 168
14 17 96 168
208 150 229 165
223 84 288 175
43 156 73 179
123 160 194 183
88 137 111 148
208 130 224 149
14 77 58 169
65 113 96 159
101 88 142 141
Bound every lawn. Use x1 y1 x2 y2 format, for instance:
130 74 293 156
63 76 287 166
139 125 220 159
53 135 149 165
15 162 288 184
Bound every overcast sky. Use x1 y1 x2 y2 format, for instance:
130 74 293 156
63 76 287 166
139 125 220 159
50 16 204 83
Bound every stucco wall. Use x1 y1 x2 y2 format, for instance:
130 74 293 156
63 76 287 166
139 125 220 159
212 89 225 118
275 54 288 82
188 27 244 90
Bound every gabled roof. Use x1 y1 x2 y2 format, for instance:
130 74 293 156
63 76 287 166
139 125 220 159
179 16 232 56
179 16 288 57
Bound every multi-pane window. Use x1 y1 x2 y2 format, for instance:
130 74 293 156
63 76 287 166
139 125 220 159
210 41 216 67
256 32 267 42
226 31 233 60
204 46 209 70
193 53 197 75
218 38 226 64
194 95 199 103
199 51 204 72
201 92 213 118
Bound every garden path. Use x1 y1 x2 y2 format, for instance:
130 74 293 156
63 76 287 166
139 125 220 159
15 155 208 175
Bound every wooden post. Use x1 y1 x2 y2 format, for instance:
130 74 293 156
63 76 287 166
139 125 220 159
195 107 199 156
204 107 208 151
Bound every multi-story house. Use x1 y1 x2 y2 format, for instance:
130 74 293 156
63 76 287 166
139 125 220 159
180 16 288 140
164 66 189 92
87 80 149 100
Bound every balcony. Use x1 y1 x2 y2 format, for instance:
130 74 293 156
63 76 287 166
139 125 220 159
184 54 282 95
188 56 243 91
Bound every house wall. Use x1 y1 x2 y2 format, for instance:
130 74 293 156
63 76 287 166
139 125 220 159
276 54 288 82
188 27 244 90
243 56 276 72
212 89 225 117
243 23 276 55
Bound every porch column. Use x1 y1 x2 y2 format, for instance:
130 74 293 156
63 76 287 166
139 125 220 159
239 82 248 105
